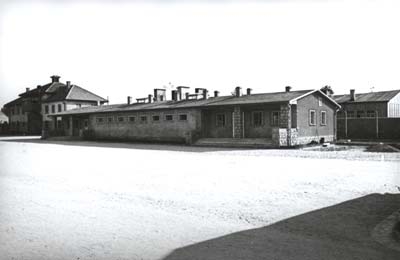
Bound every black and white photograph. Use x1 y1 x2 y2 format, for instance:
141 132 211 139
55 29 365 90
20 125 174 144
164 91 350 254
0 0 399 259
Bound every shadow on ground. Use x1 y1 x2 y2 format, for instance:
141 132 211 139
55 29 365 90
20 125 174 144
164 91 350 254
163 193 400 260
0 137 247 153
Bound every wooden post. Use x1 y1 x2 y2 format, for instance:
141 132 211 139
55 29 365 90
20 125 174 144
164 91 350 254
287 104 291 146
344 110 348 138
376 110 379 139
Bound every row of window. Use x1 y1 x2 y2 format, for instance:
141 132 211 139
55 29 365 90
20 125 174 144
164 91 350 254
215 111 281 127
309 110 327 126
44 104 63 114
338 110 377 118
96 114 188 124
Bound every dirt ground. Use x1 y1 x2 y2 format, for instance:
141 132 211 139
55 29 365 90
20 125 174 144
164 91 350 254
0 138 399 260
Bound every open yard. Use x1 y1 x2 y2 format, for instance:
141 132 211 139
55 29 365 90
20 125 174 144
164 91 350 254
0 138 399 260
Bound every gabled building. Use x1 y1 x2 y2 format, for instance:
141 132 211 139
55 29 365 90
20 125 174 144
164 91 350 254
334 89 400 140
334 89 400 118
49 86 341 147
1 75 107 135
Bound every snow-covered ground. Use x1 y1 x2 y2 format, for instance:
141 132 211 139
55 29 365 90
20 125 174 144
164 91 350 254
0 139 399 260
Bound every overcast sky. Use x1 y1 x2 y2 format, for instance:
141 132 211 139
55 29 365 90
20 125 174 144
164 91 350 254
1 0 399 106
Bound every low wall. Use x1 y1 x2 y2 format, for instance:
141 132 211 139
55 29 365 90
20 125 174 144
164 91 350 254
337 117 400 140
272 128 334 147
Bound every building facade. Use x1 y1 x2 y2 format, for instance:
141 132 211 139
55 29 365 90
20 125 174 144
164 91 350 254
51 86 340 147
334 89 400 139
1 75 107 135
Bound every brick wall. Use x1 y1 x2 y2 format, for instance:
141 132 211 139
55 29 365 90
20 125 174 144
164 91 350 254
233 106 242 138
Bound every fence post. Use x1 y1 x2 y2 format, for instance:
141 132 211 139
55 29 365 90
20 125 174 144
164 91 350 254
375 110 379 139
344 110 348 138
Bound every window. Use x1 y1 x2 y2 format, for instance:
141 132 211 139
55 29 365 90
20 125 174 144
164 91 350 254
252 111 263 127
271 111 280 126
11 108 14 115
96 117 104 124
58 104 62 112
320 111 327 125
356 110 364 118
152 115 160 122
118 116 125 122
84 120 88 127
367 110 376 117
51 105 55 113
309 110 316 125
179 114 187 121
108 117 113 123
165 115 173 121
45 105 49 114
347 111 355 118
76 104 82 108
318 97 323 107
129 116 136 122
140 116 147 123
216 113 226 127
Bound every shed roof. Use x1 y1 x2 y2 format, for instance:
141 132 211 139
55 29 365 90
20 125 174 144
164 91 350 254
334 90 400 103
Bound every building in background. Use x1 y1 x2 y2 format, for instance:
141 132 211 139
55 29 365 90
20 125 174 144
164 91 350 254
50 86 340 147
335 89 400 118
334 89 400 139
1 75 107 135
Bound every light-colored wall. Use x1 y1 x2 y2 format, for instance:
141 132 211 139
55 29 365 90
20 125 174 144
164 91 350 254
388 93 400 117
88 108 202 143
42 101 97 121
296 92 336 139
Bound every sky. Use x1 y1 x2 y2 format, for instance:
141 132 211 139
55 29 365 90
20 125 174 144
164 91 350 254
1 0 400 106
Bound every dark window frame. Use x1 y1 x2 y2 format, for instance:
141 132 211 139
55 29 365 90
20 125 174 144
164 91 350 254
356 110 365 118
271 111 280 126
140 115 148 123
252 111 263 127
309 110 316 126
152 115 160 122
179 114 188 121
320 111 327 126
216 113 226 127
165 114 174 121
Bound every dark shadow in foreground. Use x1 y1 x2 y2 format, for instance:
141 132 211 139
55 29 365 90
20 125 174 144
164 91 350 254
163 193 400 260
1 138 249 153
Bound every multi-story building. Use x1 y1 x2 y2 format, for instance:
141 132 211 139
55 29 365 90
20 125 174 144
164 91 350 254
1 75 107 135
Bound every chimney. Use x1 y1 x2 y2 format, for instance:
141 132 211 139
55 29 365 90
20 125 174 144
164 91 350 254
171 90 177 101
185 92 189 100
26 88 30 92
148 94 153 103
246 88 252 95
202 89 208 99
177 86 190 101
127 96 132 105
154 88 166 102
50 75 60 83
285 86 292 92
350 89 356 101
214 91 219 97
66 81 71 88
235 86 242 97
